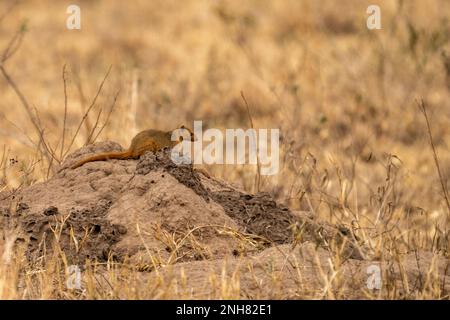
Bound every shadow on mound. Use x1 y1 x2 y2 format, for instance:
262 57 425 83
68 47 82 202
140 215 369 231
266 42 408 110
136 148 295 244
1 200 126 265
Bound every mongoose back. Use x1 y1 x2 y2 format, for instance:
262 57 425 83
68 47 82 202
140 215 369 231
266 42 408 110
70 126 194 169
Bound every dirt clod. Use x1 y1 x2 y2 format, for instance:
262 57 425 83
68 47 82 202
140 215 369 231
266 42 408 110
211 190 294 243
136 148 210 201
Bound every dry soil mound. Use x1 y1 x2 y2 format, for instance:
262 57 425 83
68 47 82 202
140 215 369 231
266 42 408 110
1 142 447 298
1 142 338 266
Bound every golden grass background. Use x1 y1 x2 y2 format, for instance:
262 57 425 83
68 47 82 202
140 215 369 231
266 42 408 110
0 0 449 299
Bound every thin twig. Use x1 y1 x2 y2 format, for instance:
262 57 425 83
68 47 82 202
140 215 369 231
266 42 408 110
417 99 450 220
32 105 58 161
0 25 58 172
241 91 261 193
73 66 91 134
92 89 120 143
63 65 112 157
85 108 103 145
1 27 25 64
0 66 52 164
0 111 36 149
61 64 69 159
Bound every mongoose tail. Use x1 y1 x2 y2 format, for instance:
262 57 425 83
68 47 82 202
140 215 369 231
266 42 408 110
71 150 134 169
68 126 195 170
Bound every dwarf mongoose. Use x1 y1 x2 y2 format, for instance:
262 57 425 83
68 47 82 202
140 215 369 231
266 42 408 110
70 126 195 169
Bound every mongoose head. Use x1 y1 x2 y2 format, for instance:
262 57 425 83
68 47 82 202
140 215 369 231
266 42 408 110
172 125 196 142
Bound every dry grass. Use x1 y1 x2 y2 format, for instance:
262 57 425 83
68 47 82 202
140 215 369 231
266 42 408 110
0 0 449 299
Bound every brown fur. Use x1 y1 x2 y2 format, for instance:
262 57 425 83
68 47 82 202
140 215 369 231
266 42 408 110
70 126 194 169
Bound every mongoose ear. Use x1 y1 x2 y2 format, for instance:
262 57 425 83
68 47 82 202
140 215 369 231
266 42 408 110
176 125 196 141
